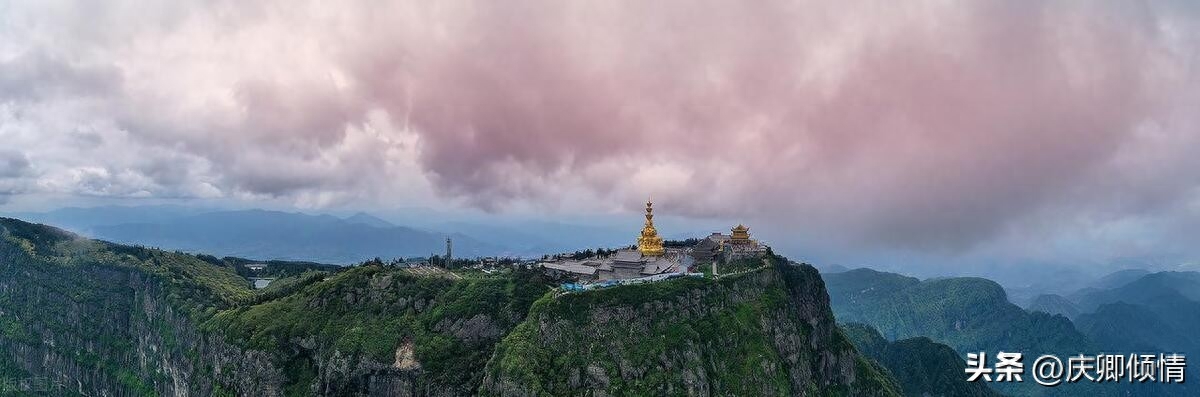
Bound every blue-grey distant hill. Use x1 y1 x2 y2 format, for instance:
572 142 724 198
426 220 629 256
6 206 646 263
1071 271 1200 356
824 267 1198 396
94 209 504 264
12 204 207 230
1025 293 1080 320
342 212 396 228
11 207 502 264
1086 268 1152 290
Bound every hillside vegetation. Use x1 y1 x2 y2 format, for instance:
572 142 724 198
0 217 253 395
841 323 1001 397
823 268 1106 396
482 260 902 396
1070 270 1200 381
0 218 930 396
824 269 1091 355
204 264 551 395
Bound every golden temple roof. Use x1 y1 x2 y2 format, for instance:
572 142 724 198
731 224 751 241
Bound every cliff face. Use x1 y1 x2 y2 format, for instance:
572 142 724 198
480 262 901 397
0 217 551 396
0 218 275 396
203 264 550 396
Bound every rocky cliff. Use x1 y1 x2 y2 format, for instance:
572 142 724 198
202 264 550 396
0 217 275 396
480 261 901 396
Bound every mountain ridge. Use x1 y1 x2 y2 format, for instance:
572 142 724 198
32 209 501 263
0 217 914 396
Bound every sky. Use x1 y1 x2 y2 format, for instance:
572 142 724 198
1 1 1199 279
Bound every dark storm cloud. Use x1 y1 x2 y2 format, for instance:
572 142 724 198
0 51 123 100
0 150 33 204
0 151 31 178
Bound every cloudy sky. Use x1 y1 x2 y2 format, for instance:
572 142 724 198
2 1 1198 274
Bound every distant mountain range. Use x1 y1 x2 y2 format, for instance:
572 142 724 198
94 209 501 264
7 206 492 263
1085 268 1152 290
342 212 396 228
1010 269 1200 359
1070 270 1200 356
823 266 1198 396
4 205 639 264
1025 294 1080 320
822 268 1092 357
424 220 631 255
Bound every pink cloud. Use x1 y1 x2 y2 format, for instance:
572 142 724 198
3 0 1198 258
340 1 1190 251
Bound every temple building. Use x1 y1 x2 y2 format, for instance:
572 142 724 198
724 224 767 260
730 224 751 242
537 199 772 284
537 198 688 282
691 224 768 263
691 233 729 262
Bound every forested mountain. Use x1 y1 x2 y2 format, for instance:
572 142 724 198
1071 271 1200 357
481 261 902 396
841 323 1001 397
0 217 930 396
823 268 1102 396
824 267 1197 396
1065 270 1199 396
1069 271 1200 312
0 217 253 395
823 269 1090 355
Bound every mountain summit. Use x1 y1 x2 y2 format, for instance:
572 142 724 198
0 217 906 396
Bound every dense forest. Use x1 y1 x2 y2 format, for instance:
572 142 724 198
841 323 1001 397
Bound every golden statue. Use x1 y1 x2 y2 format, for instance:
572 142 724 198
637 199 664 257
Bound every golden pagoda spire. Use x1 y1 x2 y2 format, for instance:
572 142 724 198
637 197 664 257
